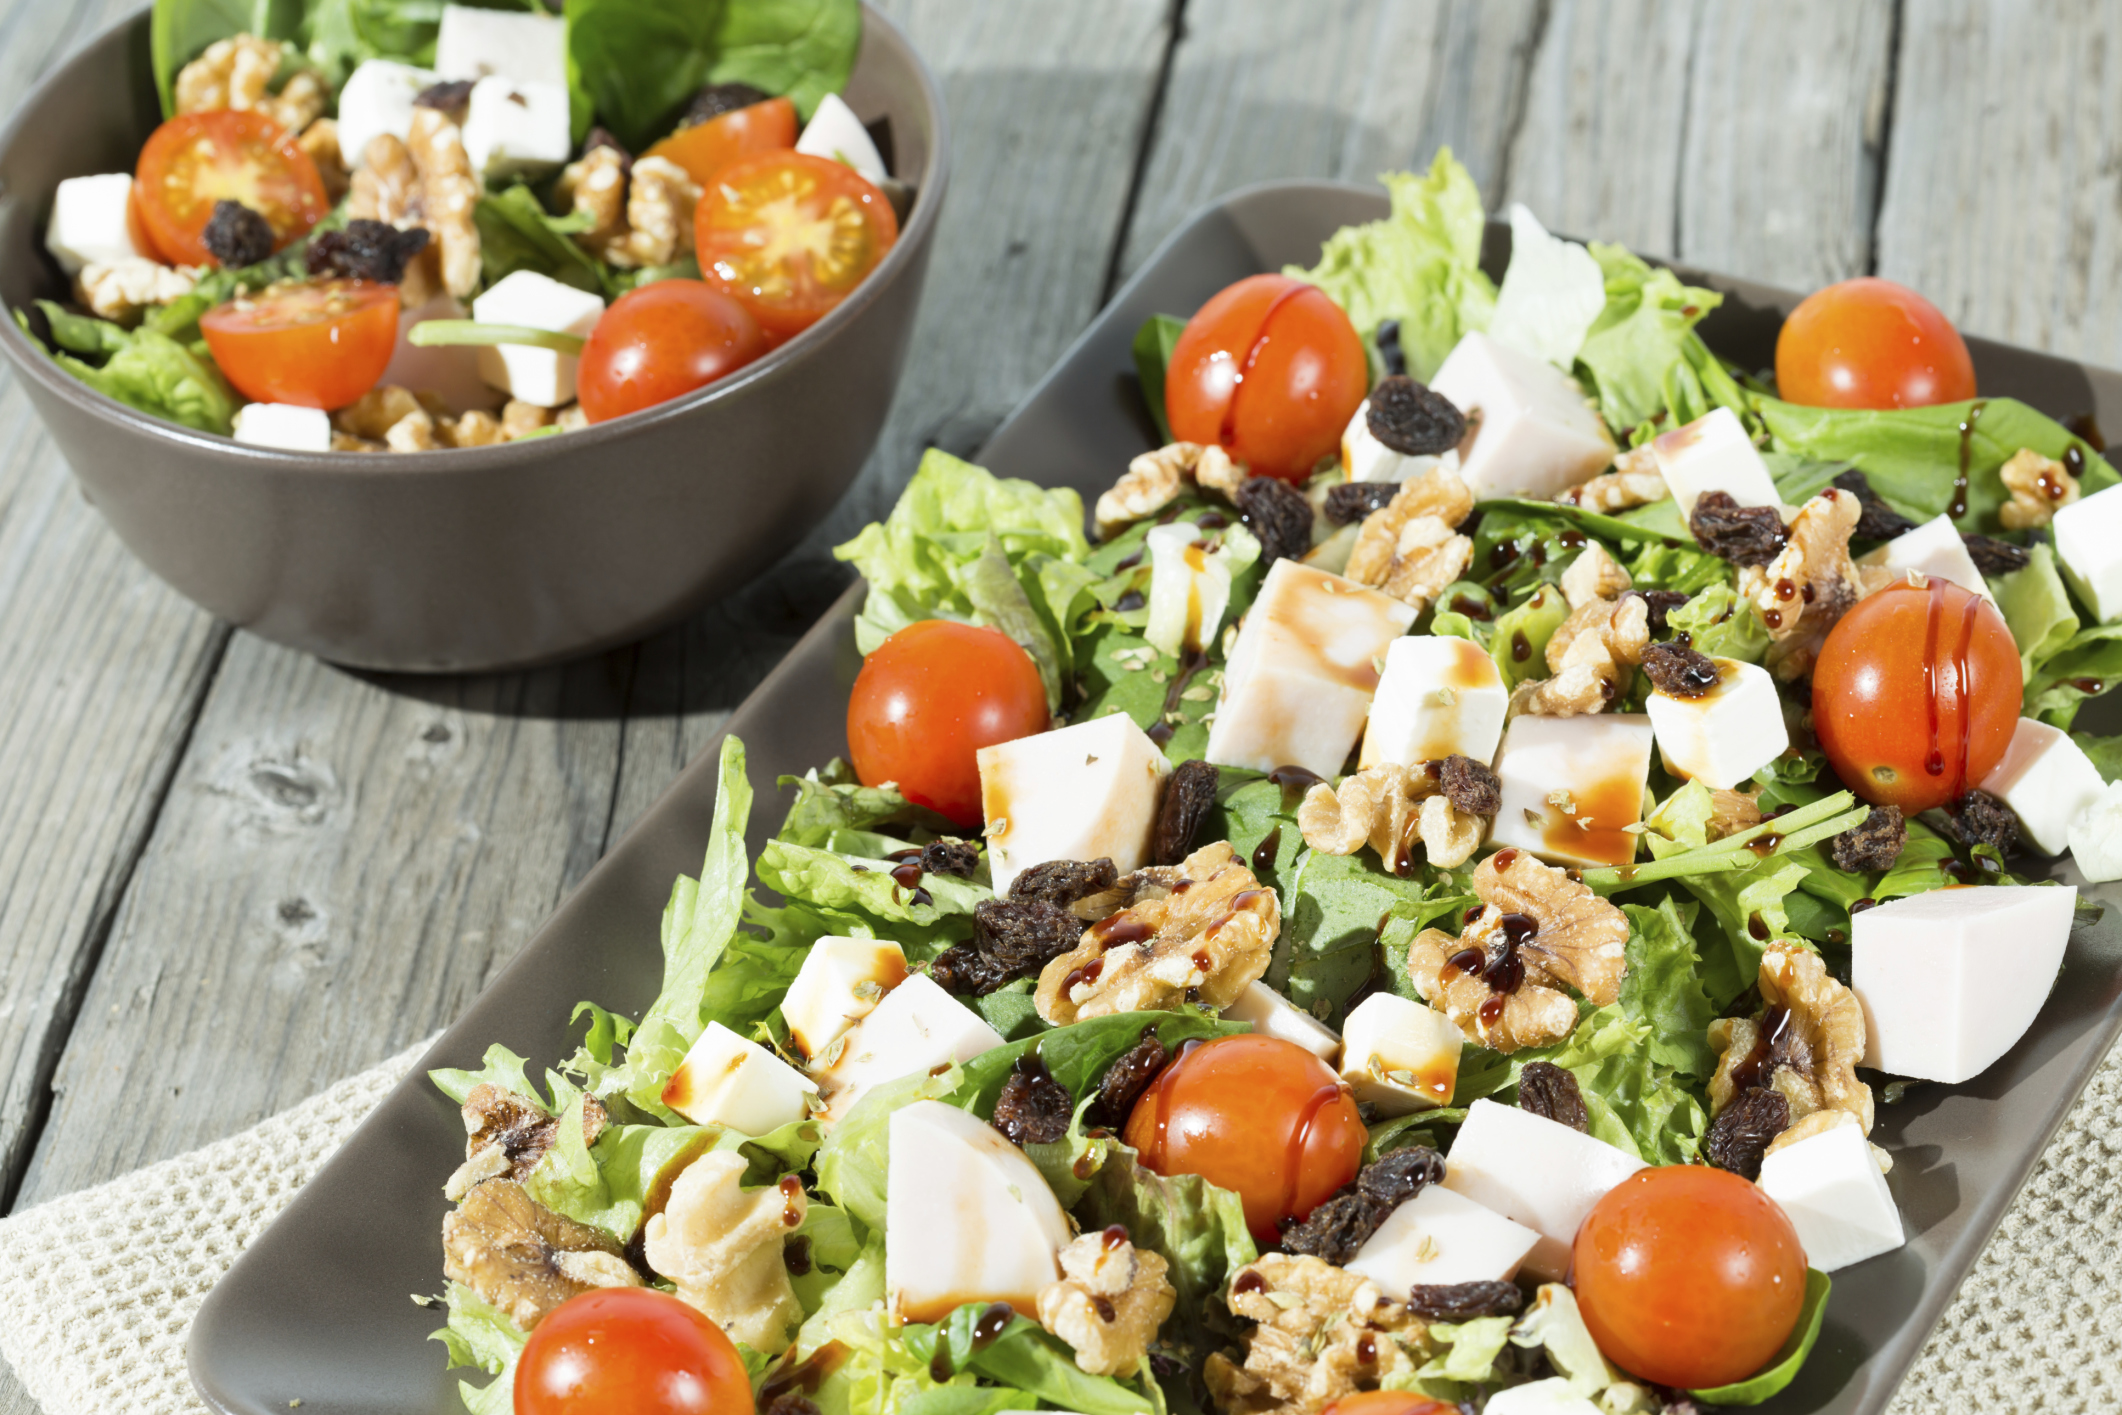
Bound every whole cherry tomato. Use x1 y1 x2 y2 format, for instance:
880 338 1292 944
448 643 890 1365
199 279 399 409
1775 277 1976 410
696 150 898 345
644 96 799 187
1812 576 2022 813
577 280 768 423
1573 1166 1808 1390
1123 1034 1365 1243
1319 1395 1456 1415
847 620 1048 828
515 1288 754 1415
134 110 329 267
1164 273 1368 483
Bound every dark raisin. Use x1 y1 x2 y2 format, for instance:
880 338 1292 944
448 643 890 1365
1831 469 1918 542
1092 1030 1169 1128
684 82 774 128
1516 1061 1590 1133
1640 640 1723 699
414 79 476 111
306 219 433 285
1279 1148 1445 1264
1829 804 1905 872
1325 481 1399 525
1355 1146 1445 1206
783 1234 813 1276
1403 1280 1525 1321
1963 533 2030 576
583 126 634 174
1705 1086 1790 1181
1945 789 2019 854
919 838 980 878
1374 319 1406 378
1154 758 1219 866
1437 754 1502 818
1689 491 1787 567
1365 375 1466 456
1234 477 1314 567
763 1394 823 1415
935 897 1086 995
991 1054 1073 1146
1010 858 1119 907
200 200 275 269
1639 589 1691 636
928 943 1014 997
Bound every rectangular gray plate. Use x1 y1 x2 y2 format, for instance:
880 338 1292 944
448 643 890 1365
190 181 2122 1415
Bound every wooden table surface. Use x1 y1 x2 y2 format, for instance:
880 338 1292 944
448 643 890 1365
1 1 2117 1408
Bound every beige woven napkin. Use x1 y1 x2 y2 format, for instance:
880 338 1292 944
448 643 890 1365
0 1032 2115 1415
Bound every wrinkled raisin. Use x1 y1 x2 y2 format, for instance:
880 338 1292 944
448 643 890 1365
1963 533 2030 576
1640 640 1723 699
1437 754 1502 818
1366 375 1466 456
1831 469 1918 542
201 200 274 269
1234 477 1313 566
1829 804 1905 872
414 79 475 111
1324 481 1399 525
1093 1029 1169 1128
684 82 774 127
1154 758 1219 866
1705 1086 1790 1180
1639 589 1691 636
931 897 1086 997
1946 789 2019 854
307 219 433 285
1374 319 1407 378
1010 858 1118 907
1278 1148 1445 1264
1689 491 1787 567
927 943 1012 997
992 1054 1073 1146
1516 1061 1590 1133
920 838 980 877
1404 1280 1525 1321
1356 1145 1445 1205
783 1234 813 1276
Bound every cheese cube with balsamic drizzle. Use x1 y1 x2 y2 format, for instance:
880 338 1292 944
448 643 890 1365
1649 406 1786 519
1361 634 1510 770
780 936 909 1065
1644 656 1789 791
1486 714 1654 869
661 1021 818 1135
978 712 1170 897
1338 992 1462 1114
1427 331 1614 500
1144 521 1236 659
813 973 1005 1122
1858 514 1995 603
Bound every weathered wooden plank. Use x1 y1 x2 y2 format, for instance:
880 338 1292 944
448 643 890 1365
1875 0 2122 366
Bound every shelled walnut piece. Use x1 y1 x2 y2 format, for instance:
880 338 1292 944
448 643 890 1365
1998 447 2080 529
1509 589 1650 719
643 1150 808 1354
1342 463 1475 611
331 385 575 451
1557 444 1669 513
442 1180 640 1331
559 148 705 269
443 1083 608 1201
75 258 198 325
1707 941 1881 1165
1036 1230 1176 1376
1748 487 1890 680
1093 441 1245 539
1206 1253 1430 1415
174 34 328 136
1296 761 1487 871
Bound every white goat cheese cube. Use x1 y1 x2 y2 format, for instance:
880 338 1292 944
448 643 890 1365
1980 718 2106 856
978 712 1170 897
435 4 569 86
1360 634 1508 770
796 91 888 186
1338 397 1462 485
45 173 141 275
886 1100 1071 1322
1756 1121 1904 1273
1337 993 1461 1115
2054 482 2122 622
1645 657 1789 791
337 60 439 169
1858 514 1995 603
1853 884 2077 1083
472 270 606 407
385 294 504 416
232 403 331 453
1145 522 1235 658
462 76 573 181
661 1021 818 1135
1347 1184 1540 1294
1649 406 1783 518
816 973 1006 1122
1223 981 1341 1063
1487 714 1654 870
1205 559 1416 776
2070 780 2122 882
1483 1380 1606 1415
1427 331 1615 500
781 937 909 1065
1441 1098 1647 1281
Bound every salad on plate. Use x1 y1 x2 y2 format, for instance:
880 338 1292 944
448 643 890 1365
426 152 2122 1415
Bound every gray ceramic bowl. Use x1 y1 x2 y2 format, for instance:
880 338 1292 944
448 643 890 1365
0 6 948 673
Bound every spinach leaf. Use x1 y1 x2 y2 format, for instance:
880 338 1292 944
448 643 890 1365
1131 313 1185 442
151 0 306 115
474 184 606 296
304 0 541 88
1689 1269 1831 1405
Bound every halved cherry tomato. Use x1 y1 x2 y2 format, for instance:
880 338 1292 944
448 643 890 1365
1573 1166 1808 1390
1775 277 1976 410
1123 1034 1366 1244
643 96 799 187
134 110 329 268
1812 576 2022 813
847 620 1048 828
695 150 898 345
1165 273 1369 483
577 279 768 423
1320 1394 1457 1415
199 281 399 409
515 1288 754 1415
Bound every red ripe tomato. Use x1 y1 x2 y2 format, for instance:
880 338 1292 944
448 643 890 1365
696 151 899 345
644 96 799 187
134 110 329 268
199 280 399 409
847 620 1048 828
577 280 768 423
515 1288 754 1415
1319 1395 1456 1415
1123 1034 1365 1244
1573 1166 1807 1390
1812 576 2022 813
1165 273 1368 483
1775 277 1976 410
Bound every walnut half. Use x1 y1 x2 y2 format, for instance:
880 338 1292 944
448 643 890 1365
1343 463 1476 611
443 1083 608 1201
1036 1230 1176 1376
643 1150 808 1354
442 1180 640 1331
1708 941 1874 1153
1093 442 1244 539
1296 764 1484 871
1999 447 2080 530
1206 1253 1429 1415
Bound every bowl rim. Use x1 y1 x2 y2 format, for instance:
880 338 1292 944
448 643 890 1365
0 0 952 477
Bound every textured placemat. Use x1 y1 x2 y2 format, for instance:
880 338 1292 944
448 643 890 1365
0 1033 2114 1415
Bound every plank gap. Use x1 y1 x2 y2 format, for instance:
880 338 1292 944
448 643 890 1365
1101 0 1189 303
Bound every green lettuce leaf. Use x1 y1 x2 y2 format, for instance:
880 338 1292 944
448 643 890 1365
1455 1005 1705 1165
1618 898 1717 1077
1133 314 1186 443
431 1281 528 1415
1574 242 1723 435
2074 731 2122 783
1993 542 2082 684
1489 582 1570 688
2025 620 2122 729
756 838 986 930
25 302 238 434
431 1042 545 1109
776 764 958 848
903 1306 1153 1415
1664 581 1772 664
